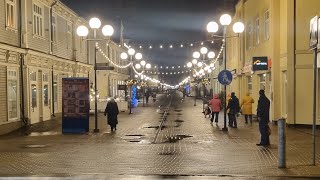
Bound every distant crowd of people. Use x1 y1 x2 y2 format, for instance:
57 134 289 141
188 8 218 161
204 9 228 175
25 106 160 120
207 90 270 146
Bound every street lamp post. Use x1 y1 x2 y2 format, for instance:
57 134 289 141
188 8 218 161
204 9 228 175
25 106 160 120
137 60 151 107
121 49 142 114
77 17 114 133
207 14 244 131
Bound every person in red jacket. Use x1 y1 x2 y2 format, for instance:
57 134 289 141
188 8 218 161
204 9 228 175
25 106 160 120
209 94 222 124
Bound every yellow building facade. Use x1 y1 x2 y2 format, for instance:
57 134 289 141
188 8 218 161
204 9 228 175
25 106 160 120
224 0 320 125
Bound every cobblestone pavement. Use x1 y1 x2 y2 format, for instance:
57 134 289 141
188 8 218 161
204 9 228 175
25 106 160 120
0 91 320 179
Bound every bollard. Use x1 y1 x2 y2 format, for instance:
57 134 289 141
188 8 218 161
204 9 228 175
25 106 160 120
278 118 286 168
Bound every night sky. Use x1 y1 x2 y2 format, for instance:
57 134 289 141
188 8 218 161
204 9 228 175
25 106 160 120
62 0 237 84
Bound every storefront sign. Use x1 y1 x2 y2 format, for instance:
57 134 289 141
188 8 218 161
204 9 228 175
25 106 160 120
118 84 127 90
252 57 268 71
62 78 90 134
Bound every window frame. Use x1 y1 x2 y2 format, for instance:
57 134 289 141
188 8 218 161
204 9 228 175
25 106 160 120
255 17 260 45
5 0 17 30
32 2 44 37
7 69 19 121
264 10 270 41
52 13 57 43
66 21 72 49
247 76 252 95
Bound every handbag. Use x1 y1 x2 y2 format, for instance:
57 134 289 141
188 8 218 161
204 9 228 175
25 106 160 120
267 125 271 135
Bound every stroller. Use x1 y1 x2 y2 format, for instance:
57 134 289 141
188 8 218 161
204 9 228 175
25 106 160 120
203 105 211 118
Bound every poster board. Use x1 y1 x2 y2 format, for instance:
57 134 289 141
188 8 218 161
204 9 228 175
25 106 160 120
62 78 89 134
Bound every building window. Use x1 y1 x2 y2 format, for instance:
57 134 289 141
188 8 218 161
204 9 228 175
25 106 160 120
259 73 266 90
43 73 48 82
7 70 18 120
255 18 260 45
52 14 57 42
5 0 17 29
53 74 58 104
67 22 72 49
33 3 44 37
246 23 252 50
30 71 37 81
264 10 270 40
247 76 252 95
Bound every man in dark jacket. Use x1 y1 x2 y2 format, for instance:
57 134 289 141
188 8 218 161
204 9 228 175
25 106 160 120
227 92 240 128
256 89 270 146
104 98 119 132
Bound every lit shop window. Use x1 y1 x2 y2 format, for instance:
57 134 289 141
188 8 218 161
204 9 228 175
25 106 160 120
248 76 252 95
259 73 266 90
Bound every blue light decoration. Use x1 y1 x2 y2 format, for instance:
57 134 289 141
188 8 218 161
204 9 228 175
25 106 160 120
131 85 138 107
185 85 190 94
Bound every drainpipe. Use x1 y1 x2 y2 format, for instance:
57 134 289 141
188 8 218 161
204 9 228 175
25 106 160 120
50 1 57 117
49 0 58 54
20 54 27 126
18 0 27 126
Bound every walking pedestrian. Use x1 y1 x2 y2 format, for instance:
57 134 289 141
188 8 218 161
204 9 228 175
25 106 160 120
226 94 231 126
104 97 119 132
145 90 150 104
241 92 255 124
209 94 221 124
227 92 240 128
256 89 271 146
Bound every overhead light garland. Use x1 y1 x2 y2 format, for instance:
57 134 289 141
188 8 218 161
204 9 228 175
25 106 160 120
128 39 217 50
96 43 131 68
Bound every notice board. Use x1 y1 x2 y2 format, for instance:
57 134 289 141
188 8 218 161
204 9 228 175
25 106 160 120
62 78 89 134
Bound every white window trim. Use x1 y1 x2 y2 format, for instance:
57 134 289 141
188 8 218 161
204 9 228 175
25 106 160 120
32 1 45 38
5 0 17 30
7 68 19 121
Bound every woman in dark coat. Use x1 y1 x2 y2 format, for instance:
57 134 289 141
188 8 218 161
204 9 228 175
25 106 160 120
256 90 270 146
227 92 240 128
104 98 119 131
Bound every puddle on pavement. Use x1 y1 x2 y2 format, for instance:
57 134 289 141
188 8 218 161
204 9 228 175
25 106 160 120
228 136 241 139
138 140 152 144
174 120 184 123
125 134 145 137
144 125 167 130
163 135 193 143
158 152 175 155
22 144 47 148
129 140 141 143
28 132 60 136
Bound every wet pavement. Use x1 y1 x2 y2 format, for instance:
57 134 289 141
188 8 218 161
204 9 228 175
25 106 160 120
0 91 320 179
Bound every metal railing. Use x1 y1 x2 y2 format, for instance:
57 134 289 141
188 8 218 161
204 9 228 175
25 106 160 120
153 94 173 144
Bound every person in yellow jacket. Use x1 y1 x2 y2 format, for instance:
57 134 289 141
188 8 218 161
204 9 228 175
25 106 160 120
241 92 255 124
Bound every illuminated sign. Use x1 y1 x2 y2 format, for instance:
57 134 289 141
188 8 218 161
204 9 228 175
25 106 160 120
252 57 268 71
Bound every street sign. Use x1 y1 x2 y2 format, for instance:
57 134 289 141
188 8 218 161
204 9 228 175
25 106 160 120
95 66 115 70
218 70 233 85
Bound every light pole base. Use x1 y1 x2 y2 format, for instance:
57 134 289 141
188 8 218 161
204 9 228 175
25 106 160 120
222 127 228 131
93 129 100 133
